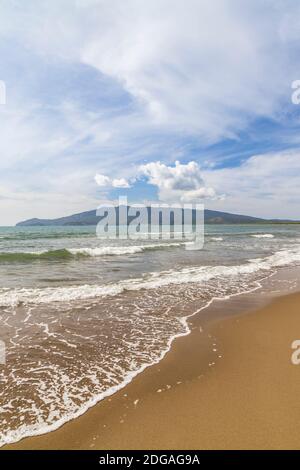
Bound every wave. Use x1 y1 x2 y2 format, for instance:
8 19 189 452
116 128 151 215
210 237 223 241
69 243 182 257
251 234 274 238
0 249 74 262
1 245 300 447
0 243 183 263
1 247 300 308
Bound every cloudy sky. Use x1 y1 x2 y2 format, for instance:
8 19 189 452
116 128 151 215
1 0 300 224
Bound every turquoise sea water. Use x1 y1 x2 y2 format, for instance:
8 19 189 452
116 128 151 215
1 223 300 445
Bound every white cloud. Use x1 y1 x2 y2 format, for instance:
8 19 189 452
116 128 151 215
203 150 300 219
95 173 131 188
0 1 300 222
111 178 131 189
73 0 300 140
139 161 216 202
94 174 111 187
5 0 300 141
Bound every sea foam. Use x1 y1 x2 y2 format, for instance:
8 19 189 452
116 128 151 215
1 246 300 308
251 233 274 238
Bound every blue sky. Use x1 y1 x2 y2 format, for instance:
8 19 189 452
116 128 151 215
1 0 300 224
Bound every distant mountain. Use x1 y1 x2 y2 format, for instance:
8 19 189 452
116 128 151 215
16 208 271 226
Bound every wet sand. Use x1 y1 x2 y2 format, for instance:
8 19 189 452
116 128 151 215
5 290 300 450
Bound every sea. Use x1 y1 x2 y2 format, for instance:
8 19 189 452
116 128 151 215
1 223 300 445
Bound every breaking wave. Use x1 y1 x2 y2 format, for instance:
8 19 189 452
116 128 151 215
0 243 183 263
251 234 274 238
1 247 300 308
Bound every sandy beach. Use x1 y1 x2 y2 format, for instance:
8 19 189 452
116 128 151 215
4 288 300 450
3 0 300 459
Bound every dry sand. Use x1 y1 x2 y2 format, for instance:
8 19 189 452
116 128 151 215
5 291 300 450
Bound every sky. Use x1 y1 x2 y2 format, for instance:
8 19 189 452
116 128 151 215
1 0 300 224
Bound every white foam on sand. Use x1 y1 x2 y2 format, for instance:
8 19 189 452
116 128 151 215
2 245 300 446
0 271 269 448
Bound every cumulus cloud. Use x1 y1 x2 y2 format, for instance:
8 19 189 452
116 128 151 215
139 161 216 202
94 174 111 187
95 173 131 188
111 178 131 188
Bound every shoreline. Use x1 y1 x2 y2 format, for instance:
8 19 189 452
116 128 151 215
5 281 300 450
1 270 271 448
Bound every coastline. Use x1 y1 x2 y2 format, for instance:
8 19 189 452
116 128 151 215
5 285 300 450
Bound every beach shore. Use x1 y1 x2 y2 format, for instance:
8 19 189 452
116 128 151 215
5 290 300 450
